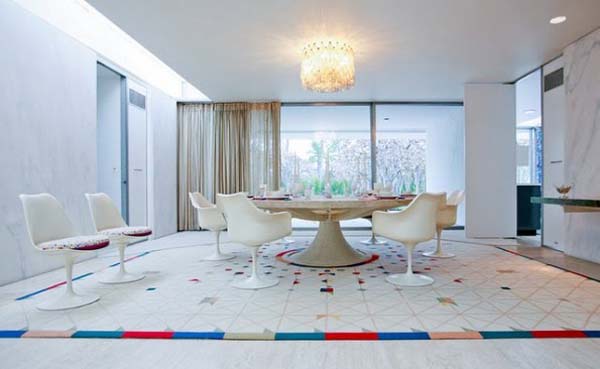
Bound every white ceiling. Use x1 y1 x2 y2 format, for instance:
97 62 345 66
87 0 600 102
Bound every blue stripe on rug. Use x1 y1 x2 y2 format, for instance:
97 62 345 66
173 332 225 340
72 330 124 339
377 332 430 340
480 331 533 339
0 330 27 338
274 332 326 340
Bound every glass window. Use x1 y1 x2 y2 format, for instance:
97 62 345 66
376 104 465 224
280 103 465 226
280 105 371 196
515 69 542 184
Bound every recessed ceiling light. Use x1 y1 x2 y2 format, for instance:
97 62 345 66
550 16 566 24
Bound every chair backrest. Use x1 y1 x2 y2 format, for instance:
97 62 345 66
85 193 127 232
189 192 226 230
396 192 446 240
189 192 213 209
216 193 261 239
19 193 76 245
447 190 465 206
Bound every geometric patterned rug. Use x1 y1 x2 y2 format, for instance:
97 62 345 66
2 232 600 340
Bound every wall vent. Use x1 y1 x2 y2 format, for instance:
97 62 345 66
129 89 146 109
544 68 563 92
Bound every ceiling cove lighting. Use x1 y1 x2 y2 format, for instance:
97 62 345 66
550 16 567 24
12 0 209 101
300 40 355 93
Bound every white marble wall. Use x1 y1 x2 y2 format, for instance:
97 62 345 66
0 0 98 285
148 86 178 238
0 1 179 285
563 28 600 262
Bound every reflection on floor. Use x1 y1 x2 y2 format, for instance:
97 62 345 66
503 244 600 281
2 230 600 336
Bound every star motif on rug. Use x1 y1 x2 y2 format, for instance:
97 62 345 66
316 314 340 320
437 297 457 306
200 296 218 305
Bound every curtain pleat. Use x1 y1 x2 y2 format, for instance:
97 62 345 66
213 103 250 195
177 104 214 230
177 101 280 230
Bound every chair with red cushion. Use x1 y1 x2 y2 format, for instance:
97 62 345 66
85 193 151 284
19 193 110 310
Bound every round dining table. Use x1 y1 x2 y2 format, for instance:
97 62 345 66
253 197 412 267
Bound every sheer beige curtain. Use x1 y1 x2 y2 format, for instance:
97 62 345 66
177 104 214 230
249 102 281 194
213 103 250 195
177 101 281 230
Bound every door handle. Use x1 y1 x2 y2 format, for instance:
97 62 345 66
133 168 143 172
549 160 563 164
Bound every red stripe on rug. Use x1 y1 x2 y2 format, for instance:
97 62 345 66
46 281 67 290
531 330 587 339
122 331 175 339
325 332 379 340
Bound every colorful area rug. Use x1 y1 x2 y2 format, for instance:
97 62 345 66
2 233 600 340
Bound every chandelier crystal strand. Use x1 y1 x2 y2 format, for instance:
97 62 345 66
300 41 355 93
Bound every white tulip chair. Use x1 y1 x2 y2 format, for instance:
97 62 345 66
189 192 234 261
361 216 387 245
217 193 292 289
424 190 465 259
373 192 445 287
266 190 294 245
85 193 152 284
19 193 110 310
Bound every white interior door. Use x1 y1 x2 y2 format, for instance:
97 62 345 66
542 58 565 251
96 64 124 211
464 84 517 238
127 80 148 226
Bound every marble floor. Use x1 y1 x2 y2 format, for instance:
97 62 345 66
2 230 600 368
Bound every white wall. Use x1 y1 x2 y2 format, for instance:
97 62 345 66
148 86 178 238
0 0 98 285
97 64 123 209
465 84 516 238
563 28 600 262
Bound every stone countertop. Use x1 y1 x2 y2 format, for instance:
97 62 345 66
531 197 600 208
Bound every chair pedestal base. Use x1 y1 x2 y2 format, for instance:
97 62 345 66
37 291 100 311
232 246 279 289
37 254 101 310
98 241 144 284
423 250 455 259
202 230 235 261
424 232 455 258
272 237 294 245
202 252 235 261
232 275 279 289
97 270 145 284
360 234 388 245
386 273 434 287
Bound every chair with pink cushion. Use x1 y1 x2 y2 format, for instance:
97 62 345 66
19 193 110 310
85 193 151 284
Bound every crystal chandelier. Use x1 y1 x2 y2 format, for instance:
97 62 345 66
300 41 355 93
